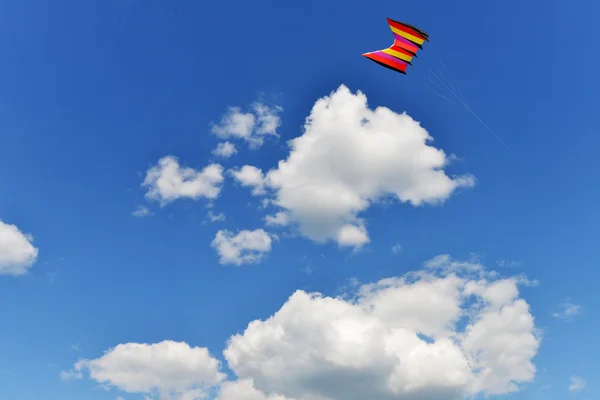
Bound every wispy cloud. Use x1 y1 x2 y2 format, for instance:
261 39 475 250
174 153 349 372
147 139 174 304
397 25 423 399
132 205 152 218
496 259 522 268
391 243 403 254
207 211 225 223
553 299 583 319
569 376 586 392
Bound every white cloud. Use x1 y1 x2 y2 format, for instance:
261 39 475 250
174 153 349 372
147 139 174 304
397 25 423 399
337 223 369 248
253 103 282 136
222 255 540 400
143 156 224 205
116 396 125 400
213 142 238 159
211 103 282 149
61 340 225 400
211 229 273 266
569 376 586 392
391 243 403 254
232 85 475 248
217 379 290 400
64 255 541 400
207 211 226 223
552 299 583 319
211 107 256 139
132 205 152 217
265 212 289 227
230 166 267 195
0 220 39 275
60 369 83 381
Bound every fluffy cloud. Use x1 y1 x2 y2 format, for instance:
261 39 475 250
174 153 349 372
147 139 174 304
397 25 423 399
64 256 540 400
222 255 540 400
143 156 224 205
552 299 583 319
0 220 39 275
213 142 238 159
217 380 291 400
211 229 273 265
231 166 267 195
569 376 586 392
231 85 475 248
211 103 282 148
61 340 225 400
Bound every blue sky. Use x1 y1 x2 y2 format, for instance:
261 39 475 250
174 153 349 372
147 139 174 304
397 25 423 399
0 0 598 399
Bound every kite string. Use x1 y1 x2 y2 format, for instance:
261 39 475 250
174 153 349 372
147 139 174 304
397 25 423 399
424 53 529 168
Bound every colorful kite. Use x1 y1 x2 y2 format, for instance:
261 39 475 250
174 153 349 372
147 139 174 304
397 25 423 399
363 18 429 74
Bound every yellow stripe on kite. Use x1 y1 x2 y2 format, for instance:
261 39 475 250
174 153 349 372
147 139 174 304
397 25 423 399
390 26 425 45
382 48 413 62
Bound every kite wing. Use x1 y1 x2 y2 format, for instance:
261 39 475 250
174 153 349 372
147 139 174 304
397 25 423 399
363 18 429 74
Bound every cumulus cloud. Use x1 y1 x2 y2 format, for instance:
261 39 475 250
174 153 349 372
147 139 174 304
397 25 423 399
552 299 583 319
211 103 282 148
213 142 238 159
231 85 475 248
222 255 540 400
230 165 267 195
60 340 225 400
143 156 224 205
211 229 273 265
569 376 586 392
64 256 540 400
217 380 290 400
0 220 39 275
391 243 403 254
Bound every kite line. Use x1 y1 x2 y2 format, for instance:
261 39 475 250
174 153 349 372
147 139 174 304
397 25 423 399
361 17 530 169
425 54 528 167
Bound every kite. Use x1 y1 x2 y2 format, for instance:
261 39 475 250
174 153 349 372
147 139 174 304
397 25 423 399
363 18 429 75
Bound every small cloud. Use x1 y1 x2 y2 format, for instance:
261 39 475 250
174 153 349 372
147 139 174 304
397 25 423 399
265 212 289 227
230 165 267 195
0 220 39 276
60 369 83 381
496 259 522 268
132 205 152 218
142 156 224 205
212 141 238 159
207 211 225 223
211 102 282 149
211 229 273 266
569 376 586 392
72 343 82 352
553 299 583 319
391 243 403 254
116 396 125 400
303 264 313 276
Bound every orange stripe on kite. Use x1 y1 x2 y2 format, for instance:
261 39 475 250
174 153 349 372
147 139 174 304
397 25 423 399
394 37 419 54
363 52 408 73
